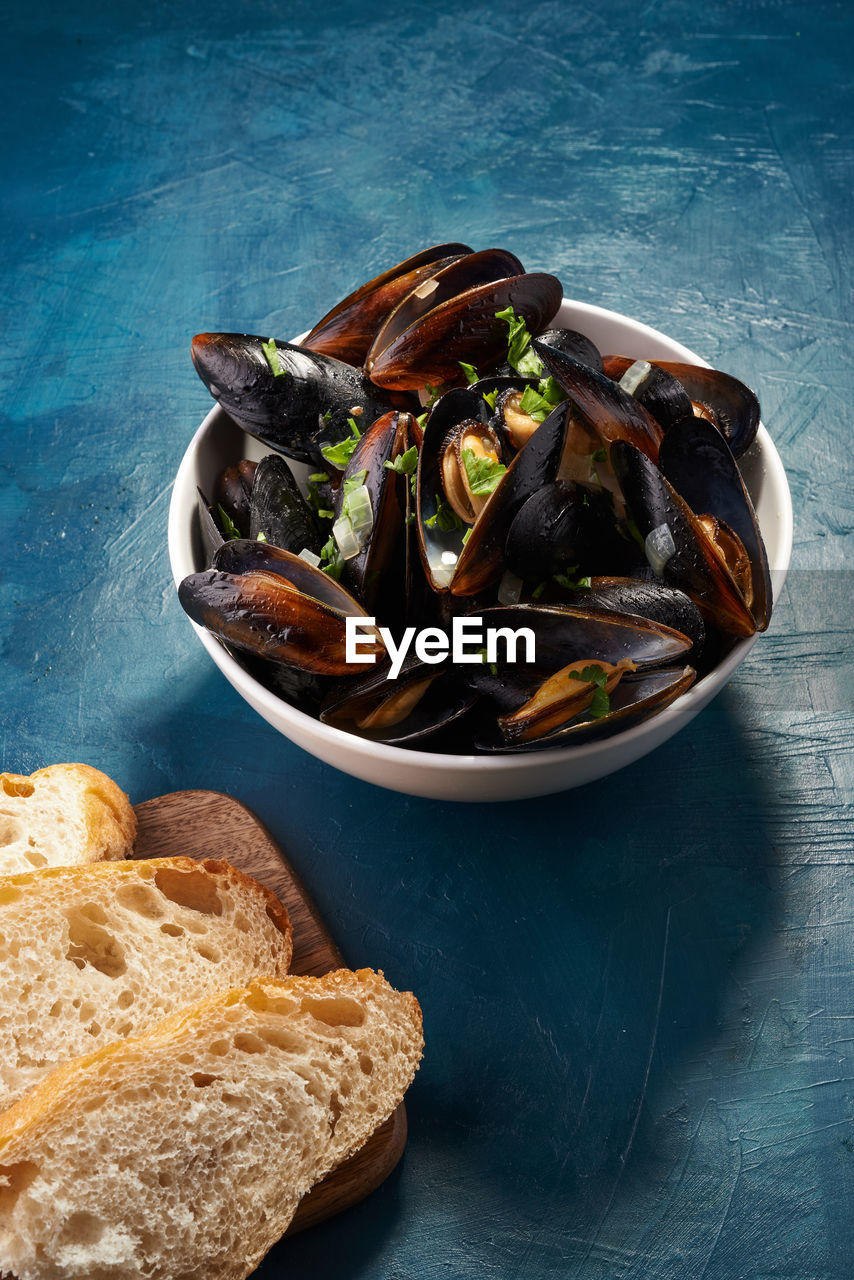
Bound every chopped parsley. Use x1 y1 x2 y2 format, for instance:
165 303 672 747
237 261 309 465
495 307 543 379
423 383 442 408
261 338 285 377
320 416 363 469
216 504 242 540
383 445 418 477
319 532 344 579
475 646 498 676
425 493 464 532
255 531 268 542
459 361 480 387
566 664 610 718
306 471 333 521
482 389 498 410
461 447 506 497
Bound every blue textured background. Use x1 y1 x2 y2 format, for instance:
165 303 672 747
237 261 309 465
3 1 853 1275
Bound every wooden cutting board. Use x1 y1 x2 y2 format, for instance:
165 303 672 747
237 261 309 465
132 789 408 1236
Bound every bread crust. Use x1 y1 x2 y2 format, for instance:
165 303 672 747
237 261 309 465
0 970 423 1280
0 764 136 873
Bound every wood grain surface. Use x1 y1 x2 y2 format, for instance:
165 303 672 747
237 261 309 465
133 790 407 1237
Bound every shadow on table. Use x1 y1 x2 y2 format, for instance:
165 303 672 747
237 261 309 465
132 664 785 1277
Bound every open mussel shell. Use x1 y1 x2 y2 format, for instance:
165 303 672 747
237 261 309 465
320 657 476 746
451 400 570 596
603 356 760 458
658 416 771 630
302 243 473 365
178 566 384 675
486 664 697 752
191 333 395 464
334 410 412 610
466 604 693 707
248 454 322 555
365 248 524 379
598 357 693 434
558 577 706 661
465 603 694 748
610 440 757 637
368 272 563 390
533 341 664 463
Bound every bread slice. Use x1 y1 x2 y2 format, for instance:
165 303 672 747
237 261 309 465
0 857 292 1113
0 969 423 1280
0 764 136 875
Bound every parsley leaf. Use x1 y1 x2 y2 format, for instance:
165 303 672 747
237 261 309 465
261 338 285 377
566 664 610 718
383 445 418 477
320 416 363 469
482 389 498 410
495 307 544 379
425 493 464 532
319 533 344 579
461 447 506 497
459 361 479 386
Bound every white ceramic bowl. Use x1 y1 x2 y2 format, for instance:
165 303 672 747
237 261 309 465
168 299 793 802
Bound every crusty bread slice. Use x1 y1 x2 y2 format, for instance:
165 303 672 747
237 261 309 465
0 969 423 1280
0 857 292 1113
0 764 136 875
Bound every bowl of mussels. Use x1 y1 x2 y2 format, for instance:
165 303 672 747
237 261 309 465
168 242 793 802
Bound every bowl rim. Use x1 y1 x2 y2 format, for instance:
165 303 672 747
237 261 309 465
169 297 793 777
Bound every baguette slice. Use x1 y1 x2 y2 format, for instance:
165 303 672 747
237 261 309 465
0 764 136 875
0 857 292 1113
0 969 423 1280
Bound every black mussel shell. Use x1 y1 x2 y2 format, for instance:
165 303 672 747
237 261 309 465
534 342 664 463
478 664 697 752
603 356 760 458
534 328 604 373
334 410 412 611
658 416 771 630
248 454 322 556
214 459 257 534
368 273 562 390
191 333 396 464
320 657 475 746
178 567 383 674
365 249 525 381
558 578 706 661
465 604 693 712
197 487 226 565
610 440 757 637
602 357 693 434
303 243 473 365
212 540 369 617
504 481 635 581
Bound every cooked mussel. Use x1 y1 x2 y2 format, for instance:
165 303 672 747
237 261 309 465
320 657 475 746
179 545 385 674
302 242 473 365
191 332 396 463
534 341 664 463
610 440 757 637
466 604 695 748
603 356 760 458
367 270 562 390
248 453 322 555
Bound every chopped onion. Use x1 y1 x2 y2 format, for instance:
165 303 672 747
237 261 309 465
344 483 373 538
298 548 321 567
332 515 362 560
645 522 677 576
497 570 523 605
619 359 653 397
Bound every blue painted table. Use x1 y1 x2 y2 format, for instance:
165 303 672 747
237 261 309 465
3 1 853 1275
